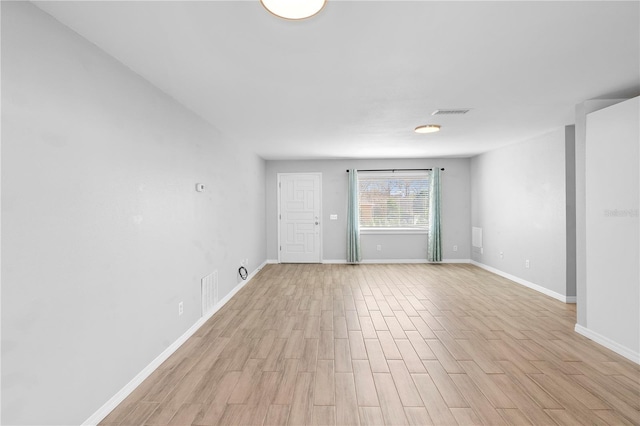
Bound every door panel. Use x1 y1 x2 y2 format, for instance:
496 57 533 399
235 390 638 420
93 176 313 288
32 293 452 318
279 173 321 263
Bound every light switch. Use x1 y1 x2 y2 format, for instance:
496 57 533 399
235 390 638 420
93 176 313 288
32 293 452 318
330 214 338 220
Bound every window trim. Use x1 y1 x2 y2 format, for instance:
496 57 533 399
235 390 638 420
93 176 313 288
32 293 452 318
360 228 428 235
357 170 430 233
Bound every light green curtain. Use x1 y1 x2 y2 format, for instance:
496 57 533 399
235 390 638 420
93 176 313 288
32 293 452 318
428 168 442 262
346 170 361 263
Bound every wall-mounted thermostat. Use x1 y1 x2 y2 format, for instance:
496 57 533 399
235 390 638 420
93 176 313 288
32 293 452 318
196 183 205 192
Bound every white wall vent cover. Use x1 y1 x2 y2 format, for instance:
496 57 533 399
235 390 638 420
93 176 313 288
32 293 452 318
432 109 471 115
472 227 483 248
201 271 218 317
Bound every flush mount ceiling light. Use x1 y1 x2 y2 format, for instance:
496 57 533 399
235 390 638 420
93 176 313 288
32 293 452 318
414 124 441 134
261 0 327 20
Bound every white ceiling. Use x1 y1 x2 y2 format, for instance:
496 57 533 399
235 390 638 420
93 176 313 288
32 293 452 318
34 1 640 160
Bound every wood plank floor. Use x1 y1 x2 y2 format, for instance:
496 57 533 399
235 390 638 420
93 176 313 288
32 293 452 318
100 263 640 425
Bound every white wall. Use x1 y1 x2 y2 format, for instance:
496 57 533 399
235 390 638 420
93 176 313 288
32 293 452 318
265 158 471 262
470 128 569 300
1 3 266 424
574 99 626 326
582 97 639 361
565 126 577 299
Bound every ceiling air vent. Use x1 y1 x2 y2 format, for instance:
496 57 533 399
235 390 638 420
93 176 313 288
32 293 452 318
432 109 471 116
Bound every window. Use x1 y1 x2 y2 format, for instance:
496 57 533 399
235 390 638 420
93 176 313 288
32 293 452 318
358 172 430 233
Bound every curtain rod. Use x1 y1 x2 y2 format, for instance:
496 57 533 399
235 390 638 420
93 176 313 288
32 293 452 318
345 168 445 172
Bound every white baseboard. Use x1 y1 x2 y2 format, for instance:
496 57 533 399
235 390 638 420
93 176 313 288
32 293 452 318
323 259 471 264
575 324 640 365
470 261 574 304
439 259 472 264
82 260 269 426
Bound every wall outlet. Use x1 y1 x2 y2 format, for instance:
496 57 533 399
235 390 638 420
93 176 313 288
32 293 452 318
453 245 458 252
480 247 484 254
525 259 530 268
178 301 183 316
500 251 504 259
376 245 382 251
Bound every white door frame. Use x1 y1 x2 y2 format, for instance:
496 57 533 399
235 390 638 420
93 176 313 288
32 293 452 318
277 172 323 263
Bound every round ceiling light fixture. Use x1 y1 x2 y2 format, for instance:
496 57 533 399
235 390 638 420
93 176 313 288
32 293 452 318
261 0 327 20
414 124 441 134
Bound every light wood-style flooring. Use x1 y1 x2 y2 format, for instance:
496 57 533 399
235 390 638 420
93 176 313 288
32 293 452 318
101 263 640 425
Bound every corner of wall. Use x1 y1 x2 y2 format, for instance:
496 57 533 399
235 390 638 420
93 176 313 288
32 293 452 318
574 98 627 328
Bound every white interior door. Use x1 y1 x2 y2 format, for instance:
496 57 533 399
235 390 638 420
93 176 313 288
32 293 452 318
278 173 322 263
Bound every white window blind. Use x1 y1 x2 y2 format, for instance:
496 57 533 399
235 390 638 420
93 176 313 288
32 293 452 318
358 172 430 230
